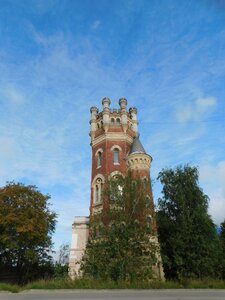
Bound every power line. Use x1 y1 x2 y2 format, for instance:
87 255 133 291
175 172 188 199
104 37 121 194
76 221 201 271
142 119 225 125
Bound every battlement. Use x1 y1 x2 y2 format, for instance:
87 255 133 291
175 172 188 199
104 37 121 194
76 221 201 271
90 98 138 141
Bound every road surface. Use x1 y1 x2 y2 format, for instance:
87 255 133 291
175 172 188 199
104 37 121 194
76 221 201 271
0 289 225 300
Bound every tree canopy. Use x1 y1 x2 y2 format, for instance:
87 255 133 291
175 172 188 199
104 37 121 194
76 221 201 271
157 165 222 280
220 220 225 278
0 182 57 283
80 174 161 282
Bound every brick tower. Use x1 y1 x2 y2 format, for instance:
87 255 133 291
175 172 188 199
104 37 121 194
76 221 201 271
90 97 137 216
69 98 164 279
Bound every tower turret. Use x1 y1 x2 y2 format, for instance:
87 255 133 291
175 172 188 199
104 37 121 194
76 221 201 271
126 134 152 174
126 134 155 230
102 97 111 132
119 97 128 132
90 106 98 142
129 107 138 134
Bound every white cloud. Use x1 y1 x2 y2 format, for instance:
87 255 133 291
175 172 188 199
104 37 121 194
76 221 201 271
91 20 101 30
200 161 225 185
176 96 217 123
2 85 26 105
199 161 225 225
0 137 16 159
196 97 217 114
207 190 225 225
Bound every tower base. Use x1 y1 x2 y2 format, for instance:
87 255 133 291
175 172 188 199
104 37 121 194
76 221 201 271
69 216 89 279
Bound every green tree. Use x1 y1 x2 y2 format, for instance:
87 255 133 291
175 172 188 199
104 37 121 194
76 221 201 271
80 174 159 282
53 243 70 278
157 165 222 280
220 220 225 278
0 182 57 283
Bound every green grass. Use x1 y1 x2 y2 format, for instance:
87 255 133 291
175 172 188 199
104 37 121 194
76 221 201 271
0 278 225 292
0 283 20 293
20 277 225 290
179 278 225 289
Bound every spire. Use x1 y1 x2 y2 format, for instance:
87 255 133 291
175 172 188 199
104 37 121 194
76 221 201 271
129 134 146 154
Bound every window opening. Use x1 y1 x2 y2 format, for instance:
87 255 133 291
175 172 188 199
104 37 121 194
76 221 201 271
113 148 119 164
94 178 103 204
95 185 99 203
97 152 102 168
143 178 148 189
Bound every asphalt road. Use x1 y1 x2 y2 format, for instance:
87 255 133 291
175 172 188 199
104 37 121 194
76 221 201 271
1 290 225 300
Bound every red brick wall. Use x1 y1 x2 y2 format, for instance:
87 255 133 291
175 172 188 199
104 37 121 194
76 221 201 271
89 129 156 234
91 139 131 181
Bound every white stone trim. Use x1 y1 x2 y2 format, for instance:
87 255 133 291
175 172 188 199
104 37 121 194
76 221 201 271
126 153 152 170
92 174 105 186
95 148 103 156
109 171 124 178
92 174 105 205
92 132 133 146
110 145 122 151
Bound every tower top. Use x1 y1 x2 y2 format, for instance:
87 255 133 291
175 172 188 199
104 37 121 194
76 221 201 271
89 98 139 143
119 97 127 108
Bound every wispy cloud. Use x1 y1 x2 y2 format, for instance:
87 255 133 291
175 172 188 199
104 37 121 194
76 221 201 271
91 20 101 31
199 161 225 224
2 84 26 105
176 96 217 123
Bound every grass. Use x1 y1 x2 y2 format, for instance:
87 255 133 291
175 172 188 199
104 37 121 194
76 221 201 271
0 278 225 292
179 278 225 289
24 277 182 289
0 283 20 293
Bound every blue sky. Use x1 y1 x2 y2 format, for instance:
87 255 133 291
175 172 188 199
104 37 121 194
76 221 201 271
0 0 225 250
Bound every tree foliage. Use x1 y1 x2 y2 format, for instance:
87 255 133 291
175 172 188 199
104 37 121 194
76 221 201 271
220 220 225 278
53 244 70 279
0 182 57 283
157 165 222 280
58 243 70 266
80 174 159 282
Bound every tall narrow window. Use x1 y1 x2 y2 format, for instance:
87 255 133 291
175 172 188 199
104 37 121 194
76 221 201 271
97 151 102 168
113 148 119 164
143 178 148 189
116 118 120 125
95 185 99 203
94 178 103 204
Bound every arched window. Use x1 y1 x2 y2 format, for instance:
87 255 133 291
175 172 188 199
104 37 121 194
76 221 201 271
95 185 99 202
97 151 102 168
111 118 115 125
145 195 150 208
110 174 123 202
143 177 148 189
147 214 152 233
94 178 103 204
113 148 119 164
116 118 120 125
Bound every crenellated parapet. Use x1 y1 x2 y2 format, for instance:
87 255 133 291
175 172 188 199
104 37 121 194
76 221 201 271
89 98 139 144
